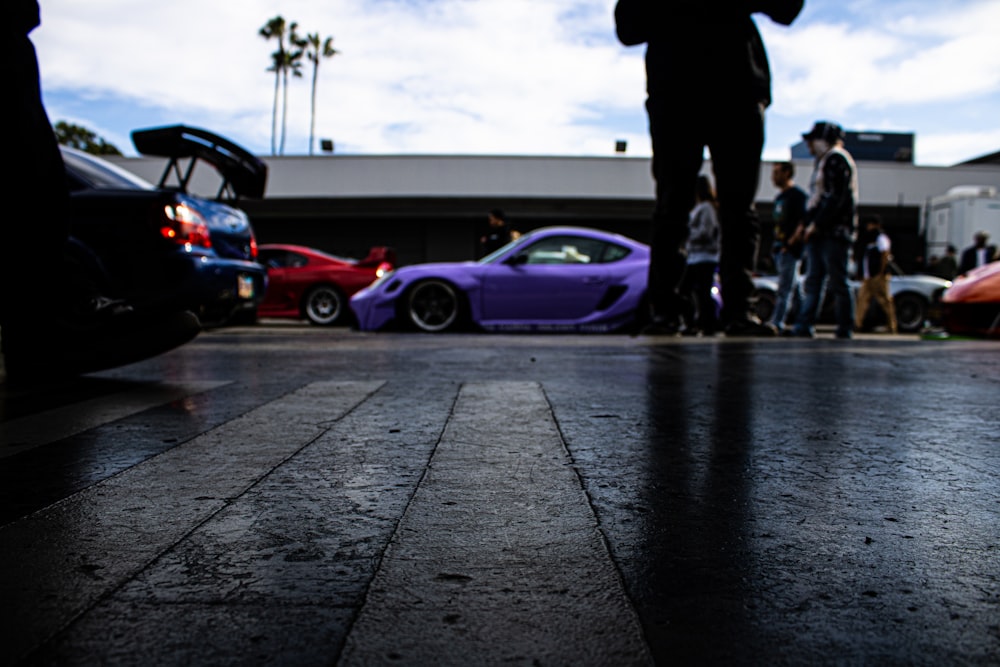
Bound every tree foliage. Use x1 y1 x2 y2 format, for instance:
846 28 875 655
54 121 122 155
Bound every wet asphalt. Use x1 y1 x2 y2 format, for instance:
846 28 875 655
1 324 998 666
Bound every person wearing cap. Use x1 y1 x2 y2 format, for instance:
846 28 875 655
614 0 803 336
958 230 997 275
789 120 859 339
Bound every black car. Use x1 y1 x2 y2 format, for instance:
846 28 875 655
62 125 268 327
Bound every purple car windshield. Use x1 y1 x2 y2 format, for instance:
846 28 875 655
478 234 533 264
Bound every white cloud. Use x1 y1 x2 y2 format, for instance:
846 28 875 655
32 0 1000 165
767 1 1000 114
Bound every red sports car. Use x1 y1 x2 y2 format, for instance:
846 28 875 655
257 244 395 325
941 260 1000 338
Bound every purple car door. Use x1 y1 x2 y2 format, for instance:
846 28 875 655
480 236 610 321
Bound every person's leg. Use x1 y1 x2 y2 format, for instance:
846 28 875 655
875 276 898 333
645 94 703 328
794 240 827 336
854 278 873 330
826 239 854 338
771 251 796 329
676 264 696 331
708 101 765 327
693 262 719 333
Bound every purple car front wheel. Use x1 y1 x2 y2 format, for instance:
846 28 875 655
406 280 460 332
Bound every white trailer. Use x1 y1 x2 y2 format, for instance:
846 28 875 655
922 185 1000 260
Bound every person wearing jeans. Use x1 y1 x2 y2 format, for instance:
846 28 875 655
791 121 858 339
768 161 807 332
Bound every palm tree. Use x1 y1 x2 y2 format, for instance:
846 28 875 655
260 16 302 156
279 26 304 156
300 32 339 155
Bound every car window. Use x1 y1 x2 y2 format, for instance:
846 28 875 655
60 147 155 192
259 250 308 269
520 235 631 265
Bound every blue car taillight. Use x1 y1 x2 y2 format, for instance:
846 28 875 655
160 202 212 249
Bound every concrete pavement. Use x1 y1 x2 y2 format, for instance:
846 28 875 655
1 325 998 665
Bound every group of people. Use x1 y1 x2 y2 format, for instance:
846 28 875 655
763 126 897 338
927 231 998 280
672 121 889 339
613 0 992 339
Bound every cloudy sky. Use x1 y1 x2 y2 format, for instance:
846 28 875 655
33 0 1000 166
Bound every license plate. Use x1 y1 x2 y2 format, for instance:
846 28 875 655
237 274 255 299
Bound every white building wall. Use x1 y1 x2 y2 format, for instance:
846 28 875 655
109 154 999 207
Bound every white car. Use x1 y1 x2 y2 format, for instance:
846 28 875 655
752 272 952 333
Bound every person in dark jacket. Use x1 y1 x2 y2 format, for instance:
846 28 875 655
958 231 997 275
614 0 803 336
790 120 858 339
768 161 808 332
479 209 518 258
3 0 70 319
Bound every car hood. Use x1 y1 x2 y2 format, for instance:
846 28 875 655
944 261 1000 304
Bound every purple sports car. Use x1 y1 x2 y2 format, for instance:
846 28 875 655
350 226 650 332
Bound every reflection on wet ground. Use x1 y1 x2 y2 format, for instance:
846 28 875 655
2 328 998 664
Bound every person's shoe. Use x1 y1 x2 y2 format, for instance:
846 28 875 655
835 329 853 340
724 317 777 337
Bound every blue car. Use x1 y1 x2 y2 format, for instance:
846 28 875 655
63 126 268 327
350 226 651 333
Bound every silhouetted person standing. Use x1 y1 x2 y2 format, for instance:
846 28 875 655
614 0 803 336
479 209 518 258
2 1 200 383
1 1 74 380
958 231 997 275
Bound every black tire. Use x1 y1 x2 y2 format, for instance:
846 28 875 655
404 280 462 332
303 285 345 326
893 292 927 333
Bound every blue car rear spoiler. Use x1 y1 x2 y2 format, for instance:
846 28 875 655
131 125 267 200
